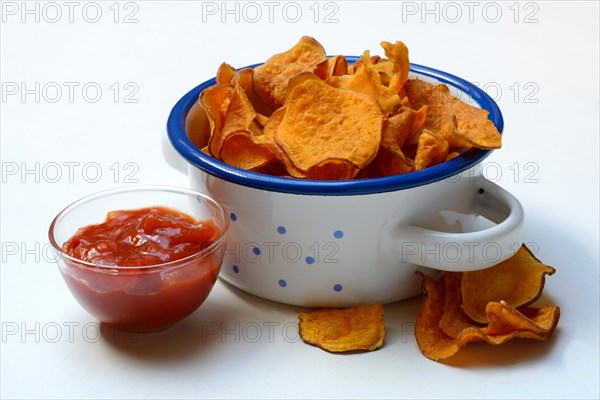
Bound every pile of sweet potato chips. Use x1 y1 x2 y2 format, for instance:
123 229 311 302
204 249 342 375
415 245 560 361
296 245 559 360
197 36 502 179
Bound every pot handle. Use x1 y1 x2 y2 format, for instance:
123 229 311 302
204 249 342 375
395 177 524 271
162 129 189 175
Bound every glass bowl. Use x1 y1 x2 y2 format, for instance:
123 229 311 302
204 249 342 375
48 185 230 332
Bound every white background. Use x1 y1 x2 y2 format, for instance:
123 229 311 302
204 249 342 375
1 1 598 399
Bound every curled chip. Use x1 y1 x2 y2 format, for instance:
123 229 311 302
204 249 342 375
215 83 260 158
405 79 502 150
220 131 278 171
414 129 449 170
298 305 385 352
372 59 395 86
314 55 348 80
461 245 556 324
231 68 254 91
255 106 308 179
230 67 273 118
380 40 410 94
481 301 560 343
386 105 428 149
253 36 327 109
359 145 413 178
359 106 428 177
438 272 476 339
216 62 236 84
304 159 359 180
327 50 402 115
199 83 234 157
275 72 383 175
414 245 560 362
415 272 471 361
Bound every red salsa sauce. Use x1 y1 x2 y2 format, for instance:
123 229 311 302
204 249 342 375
61 207 224 332
63 207 221 267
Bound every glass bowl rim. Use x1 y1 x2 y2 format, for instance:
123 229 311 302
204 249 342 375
48 185 230 272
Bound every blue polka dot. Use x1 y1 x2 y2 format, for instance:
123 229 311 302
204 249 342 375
277 226 286 234
334 230 344 239
333 284 343 292
305 256 315 265
278 279 287 288
252 246 261 256
232 265 239 274
230 212 237 222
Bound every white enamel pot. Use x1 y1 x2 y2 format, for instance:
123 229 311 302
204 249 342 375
165 59 524 307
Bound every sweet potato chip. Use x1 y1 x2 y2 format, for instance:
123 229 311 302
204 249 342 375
445 150 463 161
350 55 381 73
403 79 432 111
378 126 409 164
361 152 406 178
405 79 502 149
371 59 395 86
314 55 348 80
414 129 449 170
250 106 306 179
436 272 559 340
435 115 472 149
439 272 477 339
214 83 261 158
230 67 274 118
254 112 269 128
327 51 402 115
304 159 359 180
386 105 428 148
253 36 327 109
380 40 410 94
298 305 385 352
275 72 382 175
251 160 288 176
199 83 234 157
482 301 560 343
253 106 285 146
231 68 254 91
220 131 278 171
415 272 476 361
461 245 556 324
185 99 211 149
216 62 236 84
359 147 413 178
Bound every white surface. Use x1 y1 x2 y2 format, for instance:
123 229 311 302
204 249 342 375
1 1 598 399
